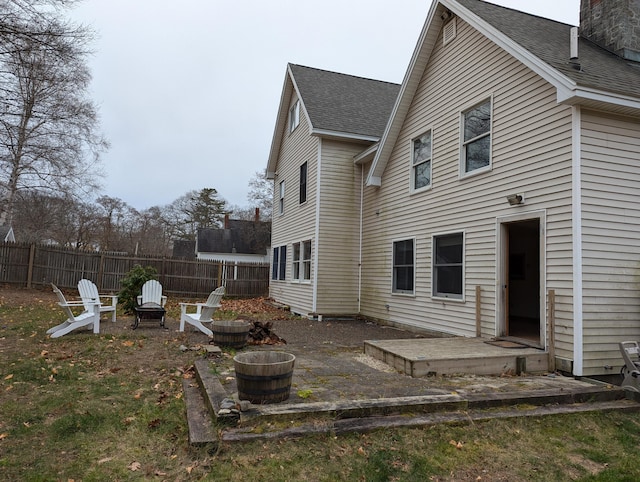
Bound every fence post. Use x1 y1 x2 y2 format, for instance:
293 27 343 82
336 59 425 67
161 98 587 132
97 253 105 291
26 244 36 288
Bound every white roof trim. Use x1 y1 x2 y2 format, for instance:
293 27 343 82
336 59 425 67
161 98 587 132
311 128 379 143
354 143 379 164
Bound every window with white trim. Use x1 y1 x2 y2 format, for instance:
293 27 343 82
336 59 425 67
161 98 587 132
272 245 287 280
299 162 307 204
279 180 285 215
292 240 311 281
461 99 491 174
432 232 463 299
289 100 300 132
412 131 432 191
392 239 414 294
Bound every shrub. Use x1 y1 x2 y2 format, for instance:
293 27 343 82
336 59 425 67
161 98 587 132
118 265 158 314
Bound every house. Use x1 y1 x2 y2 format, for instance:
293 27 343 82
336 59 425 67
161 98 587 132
196 211 271 264
265 0 640 378
0 225 15 243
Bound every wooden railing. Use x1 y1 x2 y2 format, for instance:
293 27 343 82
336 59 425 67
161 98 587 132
0 242 269 298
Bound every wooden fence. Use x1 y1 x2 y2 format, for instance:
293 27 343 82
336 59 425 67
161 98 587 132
0 242 270 298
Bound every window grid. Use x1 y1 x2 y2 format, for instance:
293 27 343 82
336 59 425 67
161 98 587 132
393 239 415 294
461 99 491 174
412 131 432 191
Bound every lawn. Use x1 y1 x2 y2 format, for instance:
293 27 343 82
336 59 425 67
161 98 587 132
1 287 640 481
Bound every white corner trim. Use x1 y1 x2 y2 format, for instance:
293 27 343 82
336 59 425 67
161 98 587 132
571 105 584 376
367 176 382 187
312 139 322 313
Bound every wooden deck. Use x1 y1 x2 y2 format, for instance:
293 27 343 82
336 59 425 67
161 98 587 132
364 337 549 377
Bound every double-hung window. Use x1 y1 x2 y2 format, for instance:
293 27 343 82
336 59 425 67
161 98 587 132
292 240 311 281
392 239 415 294
461 99 491 175
299 162 307 204
412 131 432 191
272 245 287 281
279 181 285 215
432 232 464 299
289 100 300 132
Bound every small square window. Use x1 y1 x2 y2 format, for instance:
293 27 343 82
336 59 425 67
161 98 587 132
461 99 491 174
412 131 432 190
289 100 300 132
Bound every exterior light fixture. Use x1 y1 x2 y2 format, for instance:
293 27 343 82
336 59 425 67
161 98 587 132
506 193 525 206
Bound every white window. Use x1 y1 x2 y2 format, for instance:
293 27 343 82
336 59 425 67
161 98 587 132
392 239 415 294
461 99 491 175
432 232 464 299
289 100 300 132
292 240 311 281
412 131 432 191
279 181 285 215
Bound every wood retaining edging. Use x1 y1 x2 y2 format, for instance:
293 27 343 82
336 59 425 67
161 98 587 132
183 358 640 445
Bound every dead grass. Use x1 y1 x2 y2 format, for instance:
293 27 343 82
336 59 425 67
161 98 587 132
1 287 640 481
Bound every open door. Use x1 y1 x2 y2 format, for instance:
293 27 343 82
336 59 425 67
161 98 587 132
499 217 543 347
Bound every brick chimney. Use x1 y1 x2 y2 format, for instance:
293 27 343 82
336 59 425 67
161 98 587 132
224 213 229 229
580 0 640 62
254 207 260 222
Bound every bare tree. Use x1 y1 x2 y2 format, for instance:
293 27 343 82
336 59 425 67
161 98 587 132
0 0 107 225
247 170 273 219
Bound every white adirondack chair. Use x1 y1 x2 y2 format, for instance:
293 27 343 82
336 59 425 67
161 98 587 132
137 280 167 307
47 284 100 338
78 279 118 322
179 286 225 336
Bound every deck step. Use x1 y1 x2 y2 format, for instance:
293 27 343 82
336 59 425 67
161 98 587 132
365 338 549 377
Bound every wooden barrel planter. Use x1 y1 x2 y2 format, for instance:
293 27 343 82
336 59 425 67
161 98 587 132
233 351 296 404
212 320 250 348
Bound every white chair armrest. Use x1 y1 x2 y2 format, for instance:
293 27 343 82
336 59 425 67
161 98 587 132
136 295 142 304
161 295 167 307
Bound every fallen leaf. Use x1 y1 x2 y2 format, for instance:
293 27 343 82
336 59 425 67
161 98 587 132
122 340 134 347
98 457 114 464
357 446 366 456
0 433 8 440
128 461 141 471
4 374 13 380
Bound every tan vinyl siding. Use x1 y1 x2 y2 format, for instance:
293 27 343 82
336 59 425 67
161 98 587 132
269 96 318 314
361 19 574 348
315 140 363 314
580 110 640 376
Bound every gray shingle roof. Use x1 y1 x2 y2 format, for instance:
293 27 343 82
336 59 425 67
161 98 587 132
289 64 400 138
457 0 640 100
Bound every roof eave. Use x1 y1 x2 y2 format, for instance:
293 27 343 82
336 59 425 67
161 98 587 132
366 0 443 187
266 65 296 176
311 128 379 143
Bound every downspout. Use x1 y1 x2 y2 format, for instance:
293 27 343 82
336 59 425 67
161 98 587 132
572 106 584 376
312 139 322 313
358 165 364 313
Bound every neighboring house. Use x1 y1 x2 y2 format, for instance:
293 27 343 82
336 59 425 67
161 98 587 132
0 225 15 242
266 0 640 378
197 212 271 263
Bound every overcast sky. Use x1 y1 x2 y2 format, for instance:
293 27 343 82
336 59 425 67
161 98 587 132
69 0 580 212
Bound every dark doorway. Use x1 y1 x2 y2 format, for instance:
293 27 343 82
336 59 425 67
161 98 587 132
504 219 540 344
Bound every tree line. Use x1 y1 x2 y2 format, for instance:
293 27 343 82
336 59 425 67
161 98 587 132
0 1 273 255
